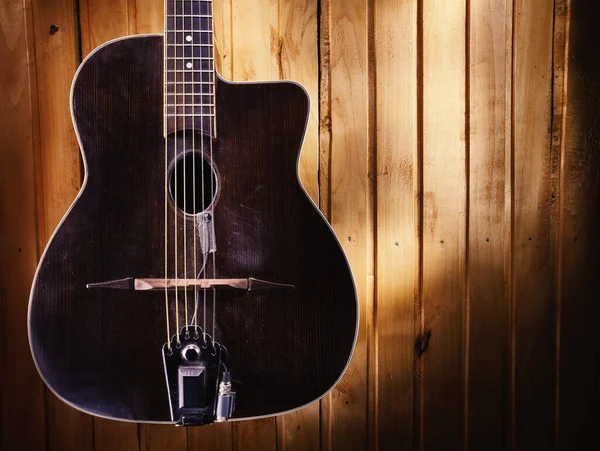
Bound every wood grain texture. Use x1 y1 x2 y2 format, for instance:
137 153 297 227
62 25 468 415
0 1 47 450
79 0 130 56
278 407 319 451
94 418 139 451
278 0 319 204
512 1 557 449
131 0 163 33
558 1 600 449
187 422 233 451
234 418 276 451
421 0 467 449
322 0 370 450
318 0 332 221
213 0 232 78
373 0 418 449
467 0 511 448
140 423 186 451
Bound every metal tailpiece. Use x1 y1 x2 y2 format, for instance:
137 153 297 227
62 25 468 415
162 328 231 426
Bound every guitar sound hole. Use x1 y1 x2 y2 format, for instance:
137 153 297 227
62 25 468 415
170 152 217 214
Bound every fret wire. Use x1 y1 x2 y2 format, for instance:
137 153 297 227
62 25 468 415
166 0 216 124
167 114 216 117
166 58 214 60
166 16 213 18
166 19 212 23
168 69 214 72
165 104 215 107
166 82 215 85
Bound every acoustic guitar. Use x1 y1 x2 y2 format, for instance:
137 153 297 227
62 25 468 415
28 0 357 426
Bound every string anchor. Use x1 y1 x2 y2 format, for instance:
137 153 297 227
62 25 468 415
162 328 234 426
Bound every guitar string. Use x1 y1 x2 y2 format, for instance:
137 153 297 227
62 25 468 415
209 6 216 342
200 0 208 345
195 0 206 338
174 0 181 346
183 0 189 336
163 0 171 351
167 0 215 342
186 0 208 342
192 0 198 336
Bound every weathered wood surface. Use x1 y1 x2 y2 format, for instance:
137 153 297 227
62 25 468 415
374 0 417 449
512 1 557 449
558 1 600 450
421 1 467 449
3 0 600 450
467 0 512 448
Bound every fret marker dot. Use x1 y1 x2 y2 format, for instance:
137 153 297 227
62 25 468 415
186 62 193 69
186 35 192 42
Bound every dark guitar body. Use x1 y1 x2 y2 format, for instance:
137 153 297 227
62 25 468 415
28 35 357 422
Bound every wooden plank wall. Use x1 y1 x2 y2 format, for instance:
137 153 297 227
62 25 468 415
2 0 600 450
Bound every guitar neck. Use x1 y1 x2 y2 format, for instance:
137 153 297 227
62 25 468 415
164 0 215 136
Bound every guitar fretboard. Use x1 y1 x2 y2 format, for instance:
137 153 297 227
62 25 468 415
165 0 214 135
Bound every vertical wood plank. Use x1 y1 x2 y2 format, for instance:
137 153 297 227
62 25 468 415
140 424 186 451
512 0 557 449
278 408 319 451
321 0 370 450
278 0 319 204
130 0 163 34
79 0 130 56
29 0 90 448
467 0 511 449
0 1 47 449
187 423 233 451
552 1 568 448
233 419 276 451
421 0 467 449
231 0 277 81
213 0 232 78
318 0 332 221
373 0 418 449
94 420 140 451
558 0 600 449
